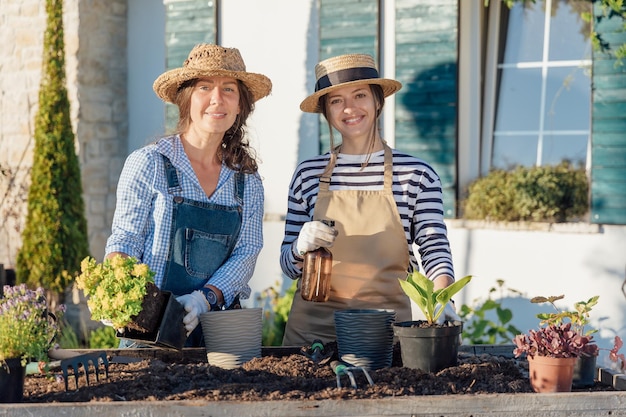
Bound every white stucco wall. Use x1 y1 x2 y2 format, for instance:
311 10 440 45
446 221 626 366
220 0 321 302
125 0 626 364
127 0 167 148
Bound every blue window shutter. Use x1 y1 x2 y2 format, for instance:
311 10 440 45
395 0 458 218
319 0 379 153
164 0 216 132
591 3 626 225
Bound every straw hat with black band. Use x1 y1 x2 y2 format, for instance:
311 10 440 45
153 44 272 104
300 54 402 113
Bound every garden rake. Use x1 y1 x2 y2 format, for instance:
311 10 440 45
59 351 110 391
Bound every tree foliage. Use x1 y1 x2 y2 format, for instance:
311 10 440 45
16 0 90 297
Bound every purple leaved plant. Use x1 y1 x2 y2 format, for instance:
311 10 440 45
513 322 597 359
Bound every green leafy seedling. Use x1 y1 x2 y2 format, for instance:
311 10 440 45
398 271 472 325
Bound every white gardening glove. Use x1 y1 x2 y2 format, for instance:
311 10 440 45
295 221 337 255
175 291 209 335
435 303 461 325
99 319 126 335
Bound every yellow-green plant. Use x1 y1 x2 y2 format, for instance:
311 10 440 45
76 255 155 330
532 294 599 337
398 271 472 325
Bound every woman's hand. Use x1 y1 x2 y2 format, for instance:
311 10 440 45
175 291 210 335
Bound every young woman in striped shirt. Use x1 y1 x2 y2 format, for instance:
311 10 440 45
280 53 458 347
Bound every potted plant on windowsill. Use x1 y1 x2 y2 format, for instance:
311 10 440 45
513 294 599 393
0 284 63 403
394 271 472 372
76 255 186 350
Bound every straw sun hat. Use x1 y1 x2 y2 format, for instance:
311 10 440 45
300 53 402 113
153 44 272 104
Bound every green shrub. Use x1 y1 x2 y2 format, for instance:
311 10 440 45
459 279 523 345
462 162 588 222
57 319 81 349
88 326 119 349
257 280 296 346
16 0 90 297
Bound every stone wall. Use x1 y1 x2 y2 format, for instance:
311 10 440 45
75 0 128 261
0 0 127 272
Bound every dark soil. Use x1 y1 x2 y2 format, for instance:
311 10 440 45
126 283 167 334
22 344 614 403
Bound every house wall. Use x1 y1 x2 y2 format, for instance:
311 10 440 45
0 0 48 268
1 1 624 362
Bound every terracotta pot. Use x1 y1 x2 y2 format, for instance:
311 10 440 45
527 355 577 393
0 358 25 403
393 320 462 373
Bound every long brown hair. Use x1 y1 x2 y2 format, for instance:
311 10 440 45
318 84 385 177
174 79 259 174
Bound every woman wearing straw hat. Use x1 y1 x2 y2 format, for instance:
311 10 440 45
280 53 457 346
105 44 271 347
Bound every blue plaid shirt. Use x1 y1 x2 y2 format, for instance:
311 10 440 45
105 135 264 305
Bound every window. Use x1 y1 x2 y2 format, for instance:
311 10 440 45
164 0 217 132
491 0 591 170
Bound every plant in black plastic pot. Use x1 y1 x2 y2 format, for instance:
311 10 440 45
76 255 186 350
397 271 472 326
393 271 472 372
77 255 162 332
0 284 64 403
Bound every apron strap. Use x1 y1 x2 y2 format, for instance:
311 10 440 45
383 144 393 191
319 144 393 192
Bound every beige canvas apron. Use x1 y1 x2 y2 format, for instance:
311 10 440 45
283 145 411 346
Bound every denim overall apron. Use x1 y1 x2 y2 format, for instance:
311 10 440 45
160 154 244 346
283 145 411 346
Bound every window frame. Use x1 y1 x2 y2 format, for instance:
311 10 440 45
481 0 592 174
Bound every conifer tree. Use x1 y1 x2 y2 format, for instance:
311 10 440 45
16 0 90 301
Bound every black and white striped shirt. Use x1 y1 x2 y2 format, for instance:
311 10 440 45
280 148 455 281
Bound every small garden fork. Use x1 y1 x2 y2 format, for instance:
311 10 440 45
59 351 109 391
48 349 110 391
